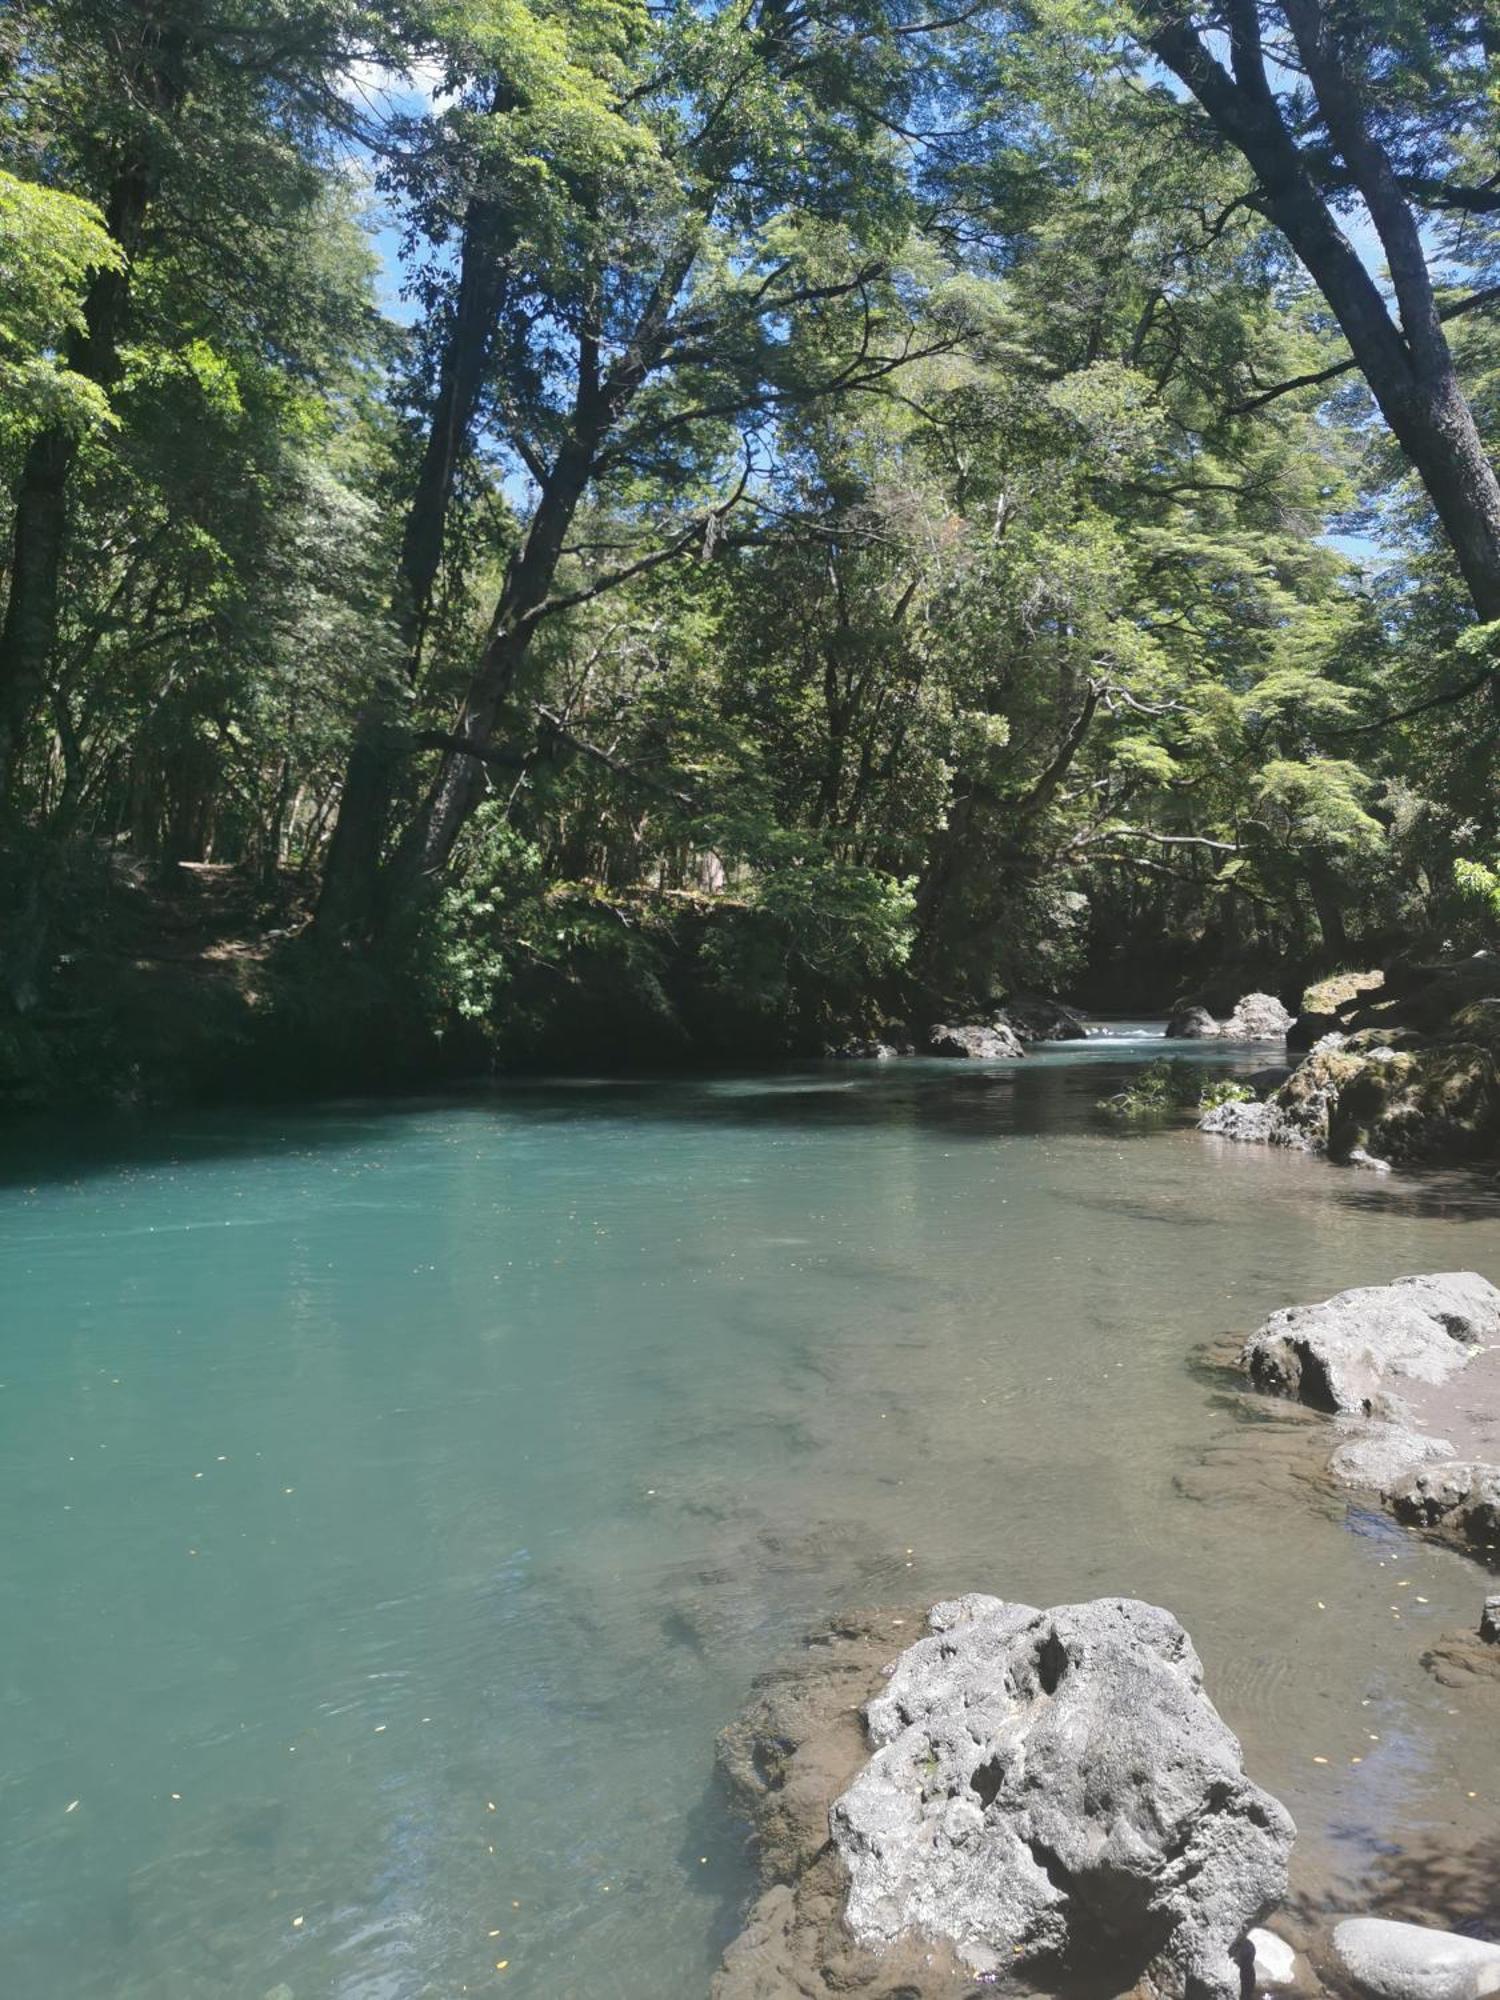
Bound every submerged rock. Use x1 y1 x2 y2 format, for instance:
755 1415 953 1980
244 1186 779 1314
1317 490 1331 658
1421 1595 1500 1689
927 1022 1025 1060
1220 992 1294 1040
1328 1423 1457 1490
1242 1272 1500 1419
1199 1098 1313 1149
1387 1460 1500 1554
1331 1916 1500 2000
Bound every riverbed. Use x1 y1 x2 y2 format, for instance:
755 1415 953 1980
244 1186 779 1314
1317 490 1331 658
3 1039 1498 1998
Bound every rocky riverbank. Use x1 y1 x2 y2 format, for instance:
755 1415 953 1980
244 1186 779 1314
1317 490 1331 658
1198 961 1500 1168
1239 1270 1500 1568
712 1593 1500 2000
712 1271 1500 2000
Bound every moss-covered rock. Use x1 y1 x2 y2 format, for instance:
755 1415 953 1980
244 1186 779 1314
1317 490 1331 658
1326 1006 1500 1163
1209 988 1500 1166
1301 970 1386 1016
1258 1004 1500 1164
1288 969 1385 1049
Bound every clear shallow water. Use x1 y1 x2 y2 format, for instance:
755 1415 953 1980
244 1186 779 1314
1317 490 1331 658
3 1043 1500 1999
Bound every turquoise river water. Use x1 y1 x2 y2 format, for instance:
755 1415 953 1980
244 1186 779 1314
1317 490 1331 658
3 1037 1500 1999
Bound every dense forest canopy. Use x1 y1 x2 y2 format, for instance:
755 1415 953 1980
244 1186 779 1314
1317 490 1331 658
3 0 1500 1090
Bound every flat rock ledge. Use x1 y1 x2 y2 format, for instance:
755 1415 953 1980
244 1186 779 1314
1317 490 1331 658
1237 1272 1500 1564
714 1595 1294 2000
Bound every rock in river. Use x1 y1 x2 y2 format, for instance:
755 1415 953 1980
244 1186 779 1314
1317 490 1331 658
1242 1271 1500 1419
927 1022 1025 1059
1220 991 1294 1040
1331 1916 1500 2000
715 1594 1294 1999
1200 1098 1311 1149
1167 1004 1219 1038
996 995 1090 1043
1387 1459 1500 1552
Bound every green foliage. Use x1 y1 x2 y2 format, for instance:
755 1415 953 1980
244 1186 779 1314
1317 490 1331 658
0 168 123 438
6 0 1500 1098
1454 857 1500 919
1098 1060 1254 1120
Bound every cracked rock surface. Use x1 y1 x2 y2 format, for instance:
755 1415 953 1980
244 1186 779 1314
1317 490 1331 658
714 1595 1295 2000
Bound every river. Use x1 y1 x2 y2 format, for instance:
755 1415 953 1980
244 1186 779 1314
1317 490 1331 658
3 1038 1498 1997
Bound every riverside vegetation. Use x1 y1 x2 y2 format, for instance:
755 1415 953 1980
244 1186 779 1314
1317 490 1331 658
6 1 1500 1107
10 8 1500 1993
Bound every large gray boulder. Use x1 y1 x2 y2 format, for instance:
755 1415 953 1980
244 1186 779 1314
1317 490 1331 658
927 1022 1025 1060
1332 1916 1500 2000
1220 992 1294 1040
831 1594 1294 2000
1242 1272 1500 1418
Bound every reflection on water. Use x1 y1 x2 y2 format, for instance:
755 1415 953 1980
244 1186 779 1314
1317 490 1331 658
1 1044 1499 1998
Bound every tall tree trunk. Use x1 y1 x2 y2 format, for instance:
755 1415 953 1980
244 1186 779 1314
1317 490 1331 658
315 207 511 938
373 243 698 930
377 419 605 917
1145 0 1500 621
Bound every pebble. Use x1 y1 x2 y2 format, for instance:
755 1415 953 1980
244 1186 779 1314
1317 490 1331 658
1332 1916 1500 2000
1248 1926 1298 1986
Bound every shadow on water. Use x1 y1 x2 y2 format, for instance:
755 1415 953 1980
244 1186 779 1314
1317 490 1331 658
4 1049 1497 1229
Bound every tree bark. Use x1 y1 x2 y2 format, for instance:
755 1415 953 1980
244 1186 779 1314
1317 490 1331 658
316 167 513 938
1144 1 1500 622
377 416 606 915
374 241 700 928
